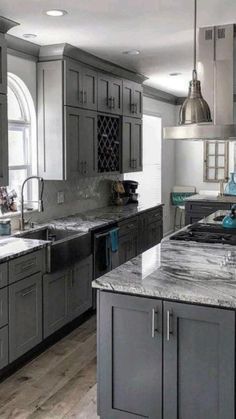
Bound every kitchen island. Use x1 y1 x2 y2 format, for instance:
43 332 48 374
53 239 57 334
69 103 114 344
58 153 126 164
93 225 236 419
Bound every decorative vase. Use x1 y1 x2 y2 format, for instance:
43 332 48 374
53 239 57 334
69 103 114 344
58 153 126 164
224 173 236 196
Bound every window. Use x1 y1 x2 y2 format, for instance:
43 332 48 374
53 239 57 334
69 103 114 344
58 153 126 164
7 74 37 202
203 141 229 182
124 114 162 205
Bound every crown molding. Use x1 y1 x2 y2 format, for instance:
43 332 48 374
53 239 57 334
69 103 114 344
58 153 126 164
0 16 19 34
6 34 39 61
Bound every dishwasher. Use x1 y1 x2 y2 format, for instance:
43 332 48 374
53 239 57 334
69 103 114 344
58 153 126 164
93 224 119 279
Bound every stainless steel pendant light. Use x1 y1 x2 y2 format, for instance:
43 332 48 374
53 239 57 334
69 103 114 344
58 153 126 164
179 0 212 125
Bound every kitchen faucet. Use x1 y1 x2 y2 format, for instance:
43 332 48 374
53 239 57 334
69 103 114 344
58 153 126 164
20 176 44 231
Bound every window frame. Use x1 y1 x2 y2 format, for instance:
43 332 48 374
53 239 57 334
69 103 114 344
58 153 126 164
203 140 229 183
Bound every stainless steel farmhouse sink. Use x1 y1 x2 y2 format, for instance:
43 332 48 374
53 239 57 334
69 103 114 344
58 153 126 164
16 226 91 272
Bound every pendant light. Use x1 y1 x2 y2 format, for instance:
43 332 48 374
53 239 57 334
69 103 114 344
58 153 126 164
179 0 212 125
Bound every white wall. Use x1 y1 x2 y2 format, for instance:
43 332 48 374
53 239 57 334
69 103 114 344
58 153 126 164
7 54 37 107
143 96 176 234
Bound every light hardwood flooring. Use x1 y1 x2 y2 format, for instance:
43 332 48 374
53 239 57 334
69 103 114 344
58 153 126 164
0 316 99 419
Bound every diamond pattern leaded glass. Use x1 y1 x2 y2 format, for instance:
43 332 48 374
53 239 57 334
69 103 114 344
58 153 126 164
97 115 120 173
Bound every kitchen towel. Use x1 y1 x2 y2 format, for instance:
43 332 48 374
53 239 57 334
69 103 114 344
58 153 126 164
110 228 119 252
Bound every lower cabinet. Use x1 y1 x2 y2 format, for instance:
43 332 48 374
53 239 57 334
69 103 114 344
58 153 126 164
43 256 93 338
138 207 163 253
118 232 138 265
185 201 231 225
0 326 8 369
9 273 43 362
68 256 93 321
98 291 235 419
43 269 69 338
98 292 162 419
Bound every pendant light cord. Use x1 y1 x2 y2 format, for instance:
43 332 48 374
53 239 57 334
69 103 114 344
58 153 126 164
193 0 197 80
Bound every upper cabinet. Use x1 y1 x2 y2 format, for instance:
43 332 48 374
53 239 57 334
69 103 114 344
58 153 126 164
65 60 97 110
123 81 143 118
37 46 144 179
0 35 7 95
98 74 122 115
0 91 8 186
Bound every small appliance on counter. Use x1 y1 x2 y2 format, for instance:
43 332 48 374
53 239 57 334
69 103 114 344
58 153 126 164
112 180 139 205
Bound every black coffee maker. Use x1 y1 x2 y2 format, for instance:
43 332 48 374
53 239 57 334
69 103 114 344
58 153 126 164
122 180 139 203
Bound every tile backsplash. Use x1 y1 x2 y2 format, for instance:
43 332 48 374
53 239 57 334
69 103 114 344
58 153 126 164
10 174 121 229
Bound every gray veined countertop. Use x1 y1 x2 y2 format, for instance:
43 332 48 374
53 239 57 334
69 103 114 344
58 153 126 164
92 235 236 309
0 237 49 263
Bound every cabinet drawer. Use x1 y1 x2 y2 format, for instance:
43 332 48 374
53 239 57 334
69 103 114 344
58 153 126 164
0 287 8 328
9 250 44 284
118 217 138 237
0 326 8 369
186 201 231 213
146 207 163 224
0 263 7 288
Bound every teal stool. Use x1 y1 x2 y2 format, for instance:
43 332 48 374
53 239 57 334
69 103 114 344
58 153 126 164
171 191 196 230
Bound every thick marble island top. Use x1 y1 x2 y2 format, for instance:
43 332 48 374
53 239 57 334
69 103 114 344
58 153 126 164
93 236 236 309
0 237 49 263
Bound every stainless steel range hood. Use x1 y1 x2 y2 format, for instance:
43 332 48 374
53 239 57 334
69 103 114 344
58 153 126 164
164 24 236 141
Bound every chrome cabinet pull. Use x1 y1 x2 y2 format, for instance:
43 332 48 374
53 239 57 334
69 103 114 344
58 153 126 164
80 90 84 104
151 308 158 338
108 97 113 109
112 97 115 109
167 310 173 341
84 90 87 104
21 288 34 297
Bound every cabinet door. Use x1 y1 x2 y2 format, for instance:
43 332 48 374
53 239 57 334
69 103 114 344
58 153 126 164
43 269 68 338
82 67 97 110
98 73 111 113
119 232 138 265
65 107 97 178
123 80 133 117
68 256 93 321
133 83 143 118
122 117 133 173
163 302 235 419
146 221 163 250
82 110 97 176
0 94 8 186
0 326 8 369
110 78 122 115
65 60 84 108
132 118 143 172
99 291 162 419
9 273 42 362
137 213 147 253
0 35 7 95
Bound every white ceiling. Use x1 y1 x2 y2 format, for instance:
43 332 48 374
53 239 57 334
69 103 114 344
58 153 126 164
1 0 236 96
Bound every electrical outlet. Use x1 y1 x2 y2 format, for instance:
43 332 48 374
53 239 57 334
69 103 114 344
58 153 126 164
57 191 65 204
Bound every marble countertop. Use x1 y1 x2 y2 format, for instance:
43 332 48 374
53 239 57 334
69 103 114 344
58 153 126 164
93 231 236 309
0 237 49 263
31 202 163 234
185 193 236 203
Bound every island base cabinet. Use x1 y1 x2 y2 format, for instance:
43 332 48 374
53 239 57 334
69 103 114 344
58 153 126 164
9 273 42 363
98 291 163 419
163 301 235 419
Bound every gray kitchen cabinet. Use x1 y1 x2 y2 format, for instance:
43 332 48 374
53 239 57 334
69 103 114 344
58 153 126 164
43 269 69 338
123 80 143 118
98 291 163 419
163 301 235 419
0 263 7 288
65 60 97 110
138 206 163 253
0 287 8 328
0 35 7 95
9 273 42 362
68 256 93 321
118 217 138 265
8 249 44 285
98 73 122 115
122 117 142 173
65 107 97 178
0 326 8 369
185 200 231 225
0 94 8 186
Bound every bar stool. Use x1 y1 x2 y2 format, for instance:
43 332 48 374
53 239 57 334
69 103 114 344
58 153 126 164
171 186 196 231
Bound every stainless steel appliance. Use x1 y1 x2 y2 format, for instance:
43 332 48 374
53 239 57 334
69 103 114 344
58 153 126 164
93 224 119 279
122 180 139 203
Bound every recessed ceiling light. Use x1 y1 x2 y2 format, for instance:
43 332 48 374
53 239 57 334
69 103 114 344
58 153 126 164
169 72 182 77
45 9 67 17
23 33 37 39
123 50 140 56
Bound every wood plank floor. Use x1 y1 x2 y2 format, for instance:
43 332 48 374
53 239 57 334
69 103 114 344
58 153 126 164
0 316 99 419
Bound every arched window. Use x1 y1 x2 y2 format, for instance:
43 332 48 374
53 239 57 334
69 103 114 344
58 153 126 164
7 74 37 202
